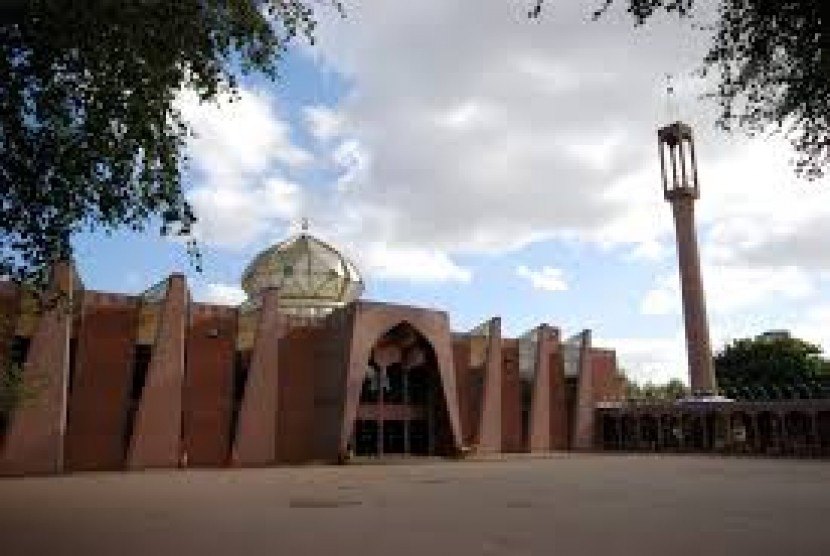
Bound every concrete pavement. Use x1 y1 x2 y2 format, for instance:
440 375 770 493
1 453 829 555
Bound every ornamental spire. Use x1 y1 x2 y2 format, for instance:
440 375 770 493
665 73 678 123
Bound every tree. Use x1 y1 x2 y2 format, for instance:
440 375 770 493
622 372 642 400
0 307 47 426
0 363 40 426
715 332 830 399
660 378 688 400
620 372 690 401
1 1 338 287
529 1 828 179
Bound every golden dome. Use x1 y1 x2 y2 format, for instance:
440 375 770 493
241 232 364 317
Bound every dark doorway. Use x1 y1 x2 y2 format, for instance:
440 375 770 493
408 419 429 455
383 420 406 454
350 322 450 458
353 419 378 456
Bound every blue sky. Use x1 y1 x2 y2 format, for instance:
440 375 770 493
72 1 830 384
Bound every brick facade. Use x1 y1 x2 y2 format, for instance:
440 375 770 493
182 304 237 467
0 265 623 475
65 294 138 471
275 327 319 463
1 262 75 475
127 274 187 469
501 341 523 453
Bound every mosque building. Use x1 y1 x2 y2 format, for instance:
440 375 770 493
5 119 829 476
0 229 623 475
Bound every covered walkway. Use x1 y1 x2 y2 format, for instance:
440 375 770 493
596 399 830 458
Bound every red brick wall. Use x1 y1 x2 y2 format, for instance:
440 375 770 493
275 327 319 464
0 284 20 448
65 296 138 471
1 262 74 475
591 349 623 402
549 351 569 450
564 376 578 446
182 306 236 467
501 341 522 452
452 340 478 447
0 284 20 374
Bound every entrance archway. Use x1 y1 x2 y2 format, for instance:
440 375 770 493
350 322 452 457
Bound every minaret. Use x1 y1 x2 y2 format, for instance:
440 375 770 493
658 121 717 395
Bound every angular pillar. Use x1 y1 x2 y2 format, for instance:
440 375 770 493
528 325 554 452
570 330 595 450
1 262 75 476
127 273 188 469
548 328 569 450
232 288 280 466
476 317 502 453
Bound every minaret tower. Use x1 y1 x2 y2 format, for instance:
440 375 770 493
658 120 717 395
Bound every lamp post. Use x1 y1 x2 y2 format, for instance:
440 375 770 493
658 121 717 396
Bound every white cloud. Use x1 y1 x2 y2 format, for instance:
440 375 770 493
305 0 711 259
706 266 814 313
792 304 830 354
178 87 308 249
188 177 301 248
641 264 814 317
626 240 669 262
202 283 247 305
608 300 830 387
597 335 687 385
564 130 628 173
176 87 473 286
516 265 568 292
640 276 677 315
695 137 830 272
303 105 345 141
174 2 830 279
437 100 501 131
303 1 830 284
332 139 371 192
164 0 830 383
178 3 827 292
178 88 310 176
357 242 472 284
299 0 830 378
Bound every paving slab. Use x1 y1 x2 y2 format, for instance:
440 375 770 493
1 454 829 556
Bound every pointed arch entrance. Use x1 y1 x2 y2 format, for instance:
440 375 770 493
350 322 453 457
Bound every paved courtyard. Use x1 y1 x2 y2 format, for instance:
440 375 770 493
1 454 829 555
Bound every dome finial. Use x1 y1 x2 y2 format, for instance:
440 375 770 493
665 73 679 123
301 217 309 234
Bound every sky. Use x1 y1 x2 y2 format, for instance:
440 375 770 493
73 1 830 385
